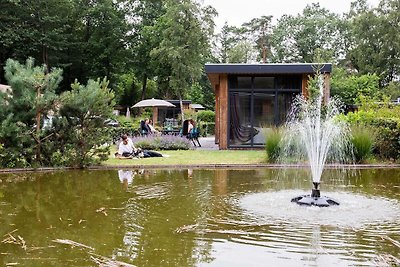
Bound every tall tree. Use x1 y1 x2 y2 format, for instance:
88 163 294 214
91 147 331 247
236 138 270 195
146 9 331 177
0 0 130 92
126 0 164 101
0 0 74 83
58 77 115 167
348 0 400 85
150 0 214 118
270 3 348 63
242 16 273 63
2 58 62 165
77 0 129 84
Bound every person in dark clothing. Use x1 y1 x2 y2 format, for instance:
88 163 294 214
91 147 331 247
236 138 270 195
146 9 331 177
140 119 151 136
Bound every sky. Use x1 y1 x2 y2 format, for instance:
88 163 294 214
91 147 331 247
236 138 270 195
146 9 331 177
201 0 380 30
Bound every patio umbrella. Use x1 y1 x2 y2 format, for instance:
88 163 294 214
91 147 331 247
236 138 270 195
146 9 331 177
132 98 175 125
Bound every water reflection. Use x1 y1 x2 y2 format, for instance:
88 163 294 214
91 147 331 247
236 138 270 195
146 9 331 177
0 168 399 266
118 169 135 190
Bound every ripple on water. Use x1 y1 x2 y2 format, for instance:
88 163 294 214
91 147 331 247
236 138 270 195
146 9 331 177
239 190 400 228
132 182 171 200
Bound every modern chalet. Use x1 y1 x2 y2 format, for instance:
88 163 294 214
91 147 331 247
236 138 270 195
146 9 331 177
205 63 332 149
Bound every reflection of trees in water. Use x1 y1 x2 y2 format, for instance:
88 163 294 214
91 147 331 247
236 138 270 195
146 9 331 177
1 168 399 266
0 170 130 266
118 169 215 266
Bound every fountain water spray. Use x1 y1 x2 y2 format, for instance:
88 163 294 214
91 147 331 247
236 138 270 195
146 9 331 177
281 69 352 207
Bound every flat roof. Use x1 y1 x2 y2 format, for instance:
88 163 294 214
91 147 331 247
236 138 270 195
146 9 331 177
205 63 332 74
166 100 192 105
190 104 205 109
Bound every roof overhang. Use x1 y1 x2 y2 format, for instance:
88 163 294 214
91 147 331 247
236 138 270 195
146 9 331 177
205 63 332 75
166 100 192 105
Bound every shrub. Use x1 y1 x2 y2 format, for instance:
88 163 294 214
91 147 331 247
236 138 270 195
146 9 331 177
108 127 140 143
339 106 400 161
197 110 215 123
371 118 400 160
199 122 215 137
350 125 375 163
57 78 115 167
265 127 282 163
131 135 191 150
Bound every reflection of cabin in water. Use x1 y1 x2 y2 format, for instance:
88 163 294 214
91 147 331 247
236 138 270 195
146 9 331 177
205 63 332 150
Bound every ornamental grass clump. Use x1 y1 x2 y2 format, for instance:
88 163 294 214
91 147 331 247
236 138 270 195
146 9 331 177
350 125 375 163
265 127 283 163
131 135 191 150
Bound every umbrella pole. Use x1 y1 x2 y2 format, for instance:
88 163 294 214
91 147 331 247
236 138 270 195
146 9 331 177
152 106 157 126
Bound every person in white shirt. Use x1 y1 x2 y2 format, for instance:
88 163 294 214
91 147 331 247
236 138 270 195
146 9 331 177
116 134 137 158
187 119 194 134
148 119 160 135
115 134 164 158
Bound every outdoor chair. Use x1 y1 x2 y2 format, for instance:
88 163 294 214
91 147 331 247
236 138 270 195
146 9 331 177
140 120 149 136
188 127 201 147
181 119 201 147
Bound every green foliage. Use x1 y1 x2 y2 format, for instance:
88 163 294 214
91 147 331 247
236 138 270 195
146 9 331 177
331 67 380 105
371 118 400 161
350 125 375 163
0 0 129 90
349 0 400 85
227 41 256 63
114 72 141 107
242 16 273 63
382 81 400 100
339 100 400 161
150 0 213 99
199 122 215 137
270 3 348 63
4 58 62 125
197 110 215 123
264 127 282 163
182 109 198 123
0 58 62 166
57 77 115 167
187 82 204 105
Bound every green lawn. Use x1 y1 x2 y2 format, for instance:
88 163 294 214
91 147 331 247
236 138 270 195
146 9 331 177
103 149 267 166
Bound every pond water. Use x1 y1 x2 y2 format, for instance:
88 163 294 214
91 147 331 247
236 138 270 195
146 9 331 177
0 168 399 266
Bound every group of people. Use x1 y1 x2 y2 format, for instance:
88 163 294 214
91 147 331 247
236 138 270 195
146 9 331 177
140 118 159 136
116 117 200 159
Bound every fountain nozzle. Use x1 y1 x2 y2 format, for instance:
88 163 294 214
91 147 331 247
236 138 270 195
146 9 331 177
291 181 339 206
311 182 320 198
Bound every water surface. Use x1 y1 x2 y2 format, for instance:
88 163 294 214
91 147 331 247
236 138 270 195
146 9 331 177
0 168 399 266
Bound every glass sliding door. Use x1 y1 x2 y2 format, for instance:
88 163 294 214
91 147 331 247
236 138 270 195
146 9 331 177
278 92 298 125
228 75 301 148
229 92 254 146
253 93 275 145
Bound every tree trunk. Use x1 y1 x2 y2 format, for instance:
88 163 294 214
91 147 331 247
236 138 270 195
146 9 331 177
35 86 42 164
179 94 184 124
42 45 49 73
141 74 147 100
138 74 148 116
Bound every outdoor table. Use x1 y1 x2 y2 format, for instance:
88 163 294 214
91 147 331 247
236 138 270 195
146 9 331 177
162 129 181 136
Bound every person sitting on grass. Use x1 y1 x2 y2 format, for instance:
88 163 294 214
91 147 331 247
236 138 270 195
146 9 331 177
115 134 164 158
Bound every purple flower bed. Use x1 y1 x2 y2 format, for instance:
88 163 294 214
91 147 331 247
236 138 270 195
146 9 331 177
130 135 192 150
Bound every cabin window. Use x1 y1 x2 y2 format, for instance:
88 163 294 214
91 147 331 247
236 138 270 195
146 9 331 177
228 74 301 148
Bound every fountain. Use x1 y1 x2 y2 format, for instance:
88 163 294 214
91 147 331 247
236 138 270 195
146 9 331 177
281 69 351 207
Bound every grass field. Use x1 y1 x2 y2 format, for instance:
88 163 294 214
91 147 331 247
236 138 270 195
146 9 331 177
103 149 267 166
